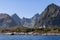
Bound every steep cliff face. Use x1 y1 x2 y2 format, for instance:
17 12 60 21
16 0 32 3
0 14 16 28
31 13 40 27
35 3 60 28
12 14 22 26
21 13 40 28
21 17 31 28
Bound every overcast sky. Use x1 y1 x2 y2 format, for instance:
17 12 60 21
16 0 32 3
0 0 60 18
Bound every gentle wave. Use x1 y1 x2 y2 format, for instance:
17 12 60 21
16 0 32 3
0 35 60 40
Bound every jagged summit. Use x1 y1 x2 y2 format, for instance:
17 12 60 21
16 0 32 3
48 3 59 7
12 13 22 26
41 3 60 16
49 3 57 6
12 13 19 17
34 13 39 16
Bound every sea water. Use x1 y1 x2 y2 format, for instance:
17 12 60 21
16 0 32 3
0 35 60 40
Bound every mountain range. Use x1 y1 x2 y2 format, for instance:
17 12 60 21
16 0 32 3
12 13 40 28
0 13 40 28
0 3 60 28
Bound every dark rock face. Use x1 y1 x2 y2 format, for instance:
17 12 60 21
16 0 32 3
35 3 60 27
12 14 22 26
0 14 16 28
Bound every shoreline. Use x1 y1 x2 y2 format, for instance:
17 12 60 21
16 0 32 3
0 32 60 35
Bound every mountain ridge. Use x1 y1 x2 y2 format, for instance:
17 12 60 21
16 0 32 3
0 3 60 28
35 3 60 28
12 13 40 28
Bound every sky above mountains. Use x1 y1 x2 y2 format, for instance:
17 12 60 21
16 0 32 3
0 0 60 18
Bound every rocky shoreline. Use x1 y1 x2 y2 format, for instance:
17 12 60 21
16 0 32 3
41 33 60 35
0 32 60 35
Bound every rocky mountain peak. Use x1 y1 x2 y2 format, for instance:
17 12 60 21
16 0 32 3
47 3 60 9
48 3 58 7
12 13 19 18
0 14 10 19
0 14 17 28
34 13 40 17
12 13 22 26
32 13 40 19
35 3 60 28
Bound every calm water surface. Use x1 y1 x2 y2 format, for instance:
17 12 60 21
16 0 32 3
0 35 60 40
